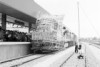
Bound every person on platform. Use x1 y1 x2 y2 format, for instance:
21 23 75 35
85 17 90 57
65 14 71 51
75 42 78 53
77 44 84 59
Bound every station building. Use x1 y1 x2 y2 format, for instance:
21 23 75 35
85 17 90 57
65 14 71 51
0 0 49 62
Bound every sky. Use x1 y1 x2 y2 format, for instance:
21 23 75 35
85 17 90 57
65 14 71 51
34 0 100 38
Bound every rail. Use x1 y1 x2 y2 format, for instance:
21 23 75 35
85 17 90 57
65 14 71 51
60 52 74 67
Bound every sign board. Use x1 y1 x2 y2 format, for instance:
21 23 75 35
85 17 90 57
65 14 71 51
15 20 24 26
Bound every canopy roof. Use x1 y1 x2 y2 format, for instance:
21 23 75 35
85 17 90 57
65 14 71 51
0 0 49 23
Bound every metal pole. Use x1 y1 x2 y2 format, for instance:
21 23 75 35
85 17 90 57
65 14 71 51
77 2 80 44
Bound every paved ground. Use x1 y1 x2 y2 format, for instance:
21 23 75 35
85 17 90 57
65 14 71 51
60 43 86 67
60 43 100 67
61 53 85 67
85 43 100 67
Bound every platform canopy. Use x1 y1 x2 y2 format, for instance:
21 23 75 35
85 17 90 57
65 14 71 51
0 0 49 23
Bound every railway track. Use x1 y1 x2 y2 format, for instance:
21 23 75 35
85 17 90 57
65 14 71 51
10 55 46 67
0 54 33 64
0 54 46 67
10 51 59 67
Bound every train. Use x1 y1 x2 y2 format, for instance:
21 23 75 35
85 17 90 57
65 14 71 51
31 15 77 53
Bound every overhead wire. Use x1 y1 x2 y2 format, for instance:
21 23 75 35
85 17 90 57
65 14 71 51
77 2 100 37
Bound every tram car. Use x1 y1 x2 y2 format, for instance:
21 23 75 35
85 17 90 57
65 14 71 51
31 15 77 53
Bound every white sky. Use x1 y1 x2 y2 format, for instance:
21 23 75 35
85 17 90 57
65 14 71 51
34 0 100 38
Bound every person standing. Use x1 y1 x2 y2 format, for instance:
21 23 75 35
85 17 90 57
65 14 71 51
75 42 78 53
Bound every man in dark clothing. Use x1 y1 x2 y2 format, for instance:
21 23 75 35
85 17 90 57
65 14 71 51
75 43 78 53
